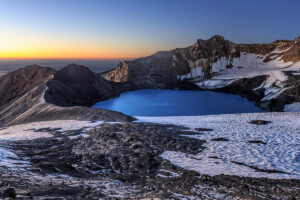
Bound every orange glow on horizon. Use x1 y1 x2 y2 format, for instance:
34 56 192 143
0 48 142 60
0 56 137 60
0 29 157 60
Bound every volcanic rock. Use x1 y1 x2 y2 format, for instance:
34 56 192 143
0 65 55 107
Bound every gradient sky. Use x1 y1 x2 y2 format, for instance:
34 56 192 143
0 0 299 59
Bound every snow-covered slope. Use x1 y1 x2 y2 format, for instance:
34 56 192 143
182 51 300 101
137 112 300 179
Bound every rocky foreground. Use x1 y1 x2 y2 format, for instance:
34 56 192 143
0 119 299 199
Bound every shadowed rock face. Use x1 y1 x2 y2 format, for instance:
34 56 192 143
46 64 122 106
46 63 199 107
0 64 138 126
0 65 55 107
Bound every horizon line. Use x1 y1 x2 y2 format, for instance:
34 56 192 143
0 57 137 60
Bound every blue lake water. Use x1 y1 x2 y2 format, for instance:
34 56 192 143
92 89 263 116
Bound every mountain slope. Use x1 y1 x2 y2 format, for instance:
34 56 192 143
0 64 136 127
0 65 55 107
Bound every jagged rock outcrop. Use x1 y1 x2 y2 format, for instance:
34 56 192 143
102 35 300 111
103 35 240 81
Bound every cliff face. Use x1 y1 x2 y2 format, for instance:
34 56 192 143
102 35 240 81
102 35 300 111
103 35 299 83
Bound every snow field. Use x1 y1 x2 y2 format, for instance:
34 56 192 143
137 112 300 179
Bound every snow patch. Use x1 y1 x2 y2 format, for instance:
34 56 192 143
195 79 234 89
211 56 229 73
256 71 290 100
179 66 204 80
292 71 300 75
0 120 103 141
284 102 300 112
68 133 90 139
157 169 180 178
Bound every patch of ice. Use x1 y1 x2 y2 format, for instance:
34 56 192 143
157 169 180 178
181 66 204 80
104 122 123 124
284 102 300 112
211 56 229 73
136 112 300 179
292 71 300 75
171 193 199 200
68 133 90 139
0 120 103 140
195 79 234 89
0 145 31 168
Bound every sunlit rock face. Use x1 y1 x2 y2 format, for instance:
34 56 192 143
103 35 240 82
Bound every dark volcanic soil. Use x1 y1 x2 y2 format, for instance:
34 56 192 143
0 122 299 199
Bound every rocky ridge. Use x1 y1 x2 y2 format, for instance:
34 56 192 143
0 65 137 127
102 35 300 111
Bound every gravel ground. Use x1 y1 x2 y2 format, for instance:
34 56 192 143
0 122 299 199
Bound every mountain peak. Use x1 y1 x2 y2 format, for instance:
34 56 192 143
196 35 226 43
295 36 300 43
209 35 225 41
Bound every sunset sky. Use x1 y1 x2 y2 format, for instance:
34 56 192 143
1 0 300 59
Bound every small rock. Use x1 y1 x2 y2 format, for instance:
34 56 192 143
211 137 229 141
286 196 296 200
248 140 266 144
3 188 16 198
201 174 210 181
195 128 213 131
238 184 249 190
248 120 271 125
